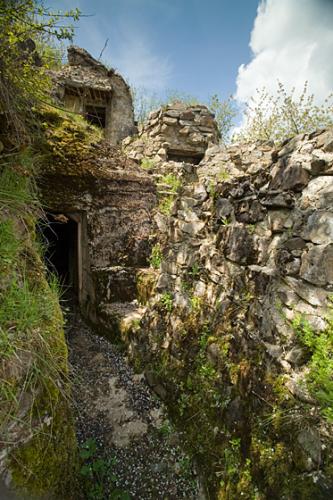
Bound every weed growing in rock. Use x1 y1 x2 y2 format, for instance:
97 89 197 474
158 196 174 216
141 157 155 170
79 438 130 500
292 314 333 422
160 292 174 312
218 168 230 182
189 263 200 279
161 173 182 193
149 243 162 268
190 295 203 312
208 181 218 200
220 216 231 226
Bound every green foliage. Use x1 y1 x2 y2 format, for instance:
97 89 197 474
190 295 203 313
0 0 80 144
292 314 333 422
234 81 333 144
207 181 218 200
208 94 238 143
189 263 200 279
217 167 230 182
0 150 78 496
79 438 130 500
158 196 174 215
149 243 162 269
161 173 182 193
140 157 155 170
160 292 174 312
0 155 39 213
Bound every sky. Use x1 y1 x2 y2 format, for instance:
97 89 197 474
48 0 333 110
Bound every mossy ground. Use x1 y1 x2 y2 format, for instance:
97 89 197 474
0 152 78 498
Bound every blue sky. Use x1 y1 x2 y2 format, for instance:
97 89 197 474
49 0 259 101
49 0 333 118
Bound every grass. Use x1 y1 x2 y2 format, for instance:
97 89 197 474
149 243 162 269
292 313 333 422
0 154 75 495
158 196 174 215
161 173 182 193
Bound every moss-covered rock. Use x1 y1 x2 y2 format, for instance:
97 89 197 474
0 158 78 499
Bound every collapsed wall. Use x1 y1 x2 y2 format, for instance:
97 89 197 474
124 101 220 165
122 122 333 498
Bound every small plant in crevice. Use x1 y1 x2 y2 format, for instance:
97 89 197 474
140 157 155 170
149 243 162 269
292 313 333 422
158 195 174 216
79 438 130 500
189 262 200 279
208 181 218 200
220 216 231 226
218 168 230 182
161 173 182 193
190 295 203 313
159 292 174 313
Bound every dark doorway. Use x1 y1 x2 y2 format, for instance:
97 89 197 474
166 148 204 165
39 213 79 293
85 105 106 128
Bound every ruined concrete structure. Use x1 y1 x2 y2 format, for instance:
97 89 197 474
39 62 333 497
52 46 135 145
39 139 156 331
124 102 220 164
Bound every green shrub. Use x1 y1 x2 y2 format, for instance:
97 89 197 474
292 313 333 422
141 157 155 170
160 292 174 312
149 243 162 269
158 196 174 215
234 81 333 144
161 173 182 193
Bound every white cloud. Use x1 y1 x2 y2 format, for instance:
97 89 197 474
235 0 333 105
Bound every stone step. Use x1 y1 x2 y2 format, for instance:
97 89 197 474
99 301 146 337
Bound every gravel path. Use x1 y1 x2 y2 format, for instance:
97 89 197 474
66 311 201 500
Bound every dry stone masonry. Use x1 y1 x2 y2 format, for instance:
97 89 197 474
37 52 333 497
124 102 220 165
121 120 333 498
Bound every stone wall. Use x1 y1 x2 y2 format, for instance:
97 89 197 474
123 126 333 498
124 102 220 165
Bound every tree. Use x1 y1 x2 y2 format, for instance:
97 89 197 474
208 94 237 144
0 0 80 146
234 81 333 144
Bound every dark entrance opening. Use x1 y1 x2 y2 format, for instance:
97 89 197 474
85 105 106 128
166 148 205 165
39 213 79 293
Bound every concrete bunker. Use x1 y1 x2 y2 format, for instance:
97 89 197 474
40 213 83 299
51 46 136 145
38 143 157 333
166 148 205 164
